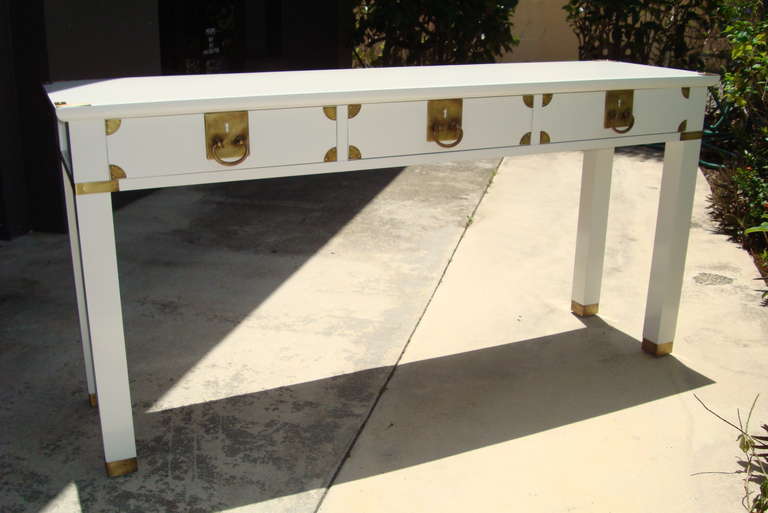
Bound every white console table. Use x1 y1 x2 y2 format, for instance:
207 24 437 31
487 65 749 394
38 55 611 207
46 61 718 477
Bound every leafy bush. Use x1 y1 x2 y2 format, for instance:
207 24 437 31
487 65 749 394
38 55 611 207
562 0 720 70
352 0 519 67
707 0 768 264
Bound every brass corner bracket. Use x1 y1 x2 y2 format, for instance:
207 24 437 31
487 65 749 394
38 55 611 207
681 87 690 99
539 131 551 144
324 145 362 162
523 95 534 108
75 165 126 195
105 119 121 135
542 93 553 107
519 132 532 145
324 104 361 120
680 130 703 141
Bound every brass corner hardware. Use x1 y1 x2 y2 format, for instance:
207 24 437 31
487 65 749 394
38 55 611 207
88 394 98 408
604 90 635 134
325 104 361 120
681 87 690 99
427 99 463 148
539 131 551 144
54 101 67 107
204 111 250 166
324 146 361 161
323 106 337 120
542 93 553 107
75 180 119 195
109 165 126 179
677 120 687 133
105 119 121 135
105 457 138 477
523 95 534 108
519 132 532 145
680 130 703 141
53 101 91 108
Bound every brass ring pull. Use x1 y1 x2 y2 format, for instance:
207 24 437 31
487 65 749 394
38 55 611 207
432 125 464 148
610 114 635 134
211 138 250 166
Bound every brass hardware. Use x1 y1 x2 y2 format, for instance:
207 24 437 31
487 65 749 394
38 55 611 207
539 131 551 144
75 180 119 195
204 111 250 166
105 457 138 477
54 101 67 107
53 101 91 108
325 105 360 120
427 99 463 148
571 301 598 317
519 132 532 145
641 339 673 357
88 394 97 408
324 147 337 162
678 120 688 133
680 130 703 141
105 119 121 135
681 87 690 99
604 90 635 133
349 145 361 160
542 93 553 107
109 165 126 179
523 95 534 108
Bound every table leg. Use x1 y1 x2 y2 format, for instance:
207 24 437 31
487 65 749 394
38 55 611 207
61 168 97 408
74 192 137 476
642 139 702 356
571 148 614 317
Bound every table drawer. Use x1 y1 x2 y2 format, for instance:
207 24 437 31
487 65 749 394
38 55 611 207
537 87 706 144
106 107 336 179
349 97 533 159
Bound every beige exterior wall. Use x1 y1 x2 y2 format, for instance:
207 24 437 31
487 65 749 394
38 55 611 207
501 0 579 62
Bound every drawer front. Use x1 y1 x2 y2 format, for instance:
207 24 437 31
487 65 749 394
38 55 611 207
106 107 336 178
537 87 705 144
349 97 533 159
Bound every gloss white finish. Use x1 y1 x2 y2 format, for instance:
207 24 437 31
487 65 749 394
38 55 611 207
571 148 614 308
46 61 718 121
69 120 137 465
643 139 703 345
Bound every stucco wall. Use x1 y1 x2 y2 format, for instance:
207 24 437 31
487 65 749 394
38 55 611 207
501 0 578 62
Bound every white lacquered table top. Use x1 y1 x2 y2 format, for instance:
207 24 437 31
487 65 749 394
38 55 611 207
46 60 718 121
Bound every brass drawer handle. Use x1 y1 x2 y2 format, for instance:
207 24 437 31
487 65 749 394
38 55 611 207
432 124 464 148
609 114 635 134
211 137 250 166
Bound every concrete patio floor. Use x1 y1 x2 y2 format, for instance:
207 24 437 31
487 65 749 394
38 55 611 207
1 150 766 512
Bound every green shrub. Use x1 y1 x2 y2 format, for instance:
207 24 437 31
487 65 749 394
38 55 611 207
352 0 519 67
562 0 720 70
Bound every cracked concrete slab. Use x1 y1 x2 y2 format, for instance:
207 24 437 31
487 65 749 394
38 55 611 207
0 161 495 512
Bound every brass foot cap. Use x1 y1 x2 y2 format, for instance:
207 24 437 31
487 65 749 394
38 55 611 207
571 301 599 317
88 394 97 408
641 339 673 357
105 457 138 477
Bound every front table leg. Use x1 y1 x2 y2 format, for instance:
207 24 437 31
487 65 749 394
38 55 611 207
571 148 614 317
75 192 138 476
642 139 702 356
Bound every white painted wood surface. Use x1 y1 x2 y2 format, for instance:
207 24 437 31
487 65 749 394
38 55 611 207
350 97 532 159
46 61 718 121
107 107 336 178
643 139 703 345
538 88 701 143
70 120 137 465
571 148 614 309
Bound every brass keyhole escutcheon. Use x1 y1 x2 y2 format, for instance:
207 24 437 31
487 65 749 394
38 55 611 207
204 111 250 166
427 99 464 148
